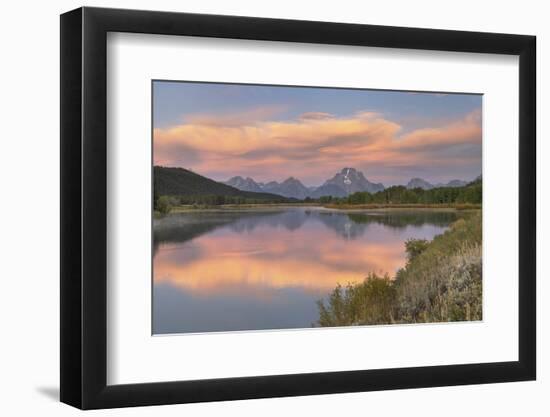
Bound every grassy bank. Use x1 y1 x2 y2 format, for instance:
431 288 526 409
169 203 317 211
156 202 480 215
317 210 482 326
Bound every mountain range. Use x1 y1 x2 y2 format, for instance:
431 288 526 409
226 168 474 199
406 178 468 190
156 165 477 201
225 168 385 199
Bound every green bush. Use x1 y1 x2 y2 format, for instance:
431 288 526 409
404 238 429 262
157 196 173 215
317 273 396 327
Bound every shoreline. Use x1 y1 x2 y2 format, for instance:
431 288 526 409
164 203 481 214
322 203 481 210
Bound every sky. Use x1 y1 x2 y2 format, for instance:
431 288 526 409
153 81 482 187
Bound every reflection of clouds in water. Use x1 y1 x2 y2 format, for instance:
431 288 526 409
218 249 270 257
153 208 456 334
154 209 454 296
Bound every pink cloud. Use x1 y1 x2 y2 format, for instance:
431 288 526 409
153 109 481 184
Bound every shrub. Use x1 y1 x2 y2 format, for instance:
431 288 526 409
404 238 429 262
317 273 396 327
157 196 173 215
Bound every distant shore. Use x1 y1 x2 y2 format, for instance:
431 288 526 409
158 203 481 216
322 203 481 210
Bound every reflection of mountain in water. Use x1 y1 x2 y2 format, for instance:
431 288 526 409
314 212 369 239
346 211 460 228
154 209 460 251
229 209 308 233
153 211 281 255
313 210 459 239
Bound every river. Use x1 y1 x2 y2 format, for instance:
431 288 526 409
153 207 459 334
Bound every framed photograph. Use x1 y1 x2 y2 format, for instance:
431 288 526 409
60 7 536 409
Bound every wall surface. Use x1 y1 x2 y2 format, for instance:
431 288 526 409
0 0 546 415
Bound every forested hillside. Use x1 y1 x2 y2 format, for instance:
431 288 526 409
154 166 293 204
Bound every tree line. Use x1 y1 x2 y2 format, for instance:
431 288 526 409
154 178 482 213
154 193 291 214
314 181 482 205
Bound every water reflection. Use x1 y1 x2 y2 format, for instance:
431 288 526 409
153 208 457 334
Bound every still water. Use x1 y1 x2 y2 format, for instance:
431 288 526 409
153 207 458 334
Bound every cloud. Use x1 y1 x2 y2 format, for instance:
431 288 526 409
298 111 335 120
154 108 481 184
397 109 481 150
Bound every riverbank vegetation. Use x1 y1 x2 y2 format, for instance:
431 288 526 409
158 181 482 209
317 211 482 326
156 201 480 214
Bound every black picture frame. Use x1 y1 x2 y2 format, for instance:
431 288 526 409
60 6 536 410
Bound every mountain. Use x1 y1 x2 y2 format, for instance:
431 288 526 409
261 181 280 192
407 178 468 190
310 183 348 199
407 178 434 190
154 166 292 201
260 177 311 199
467 175 482 186
227 176 312 199
445 179 467 188
323 168 385 195
224 176 263 192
